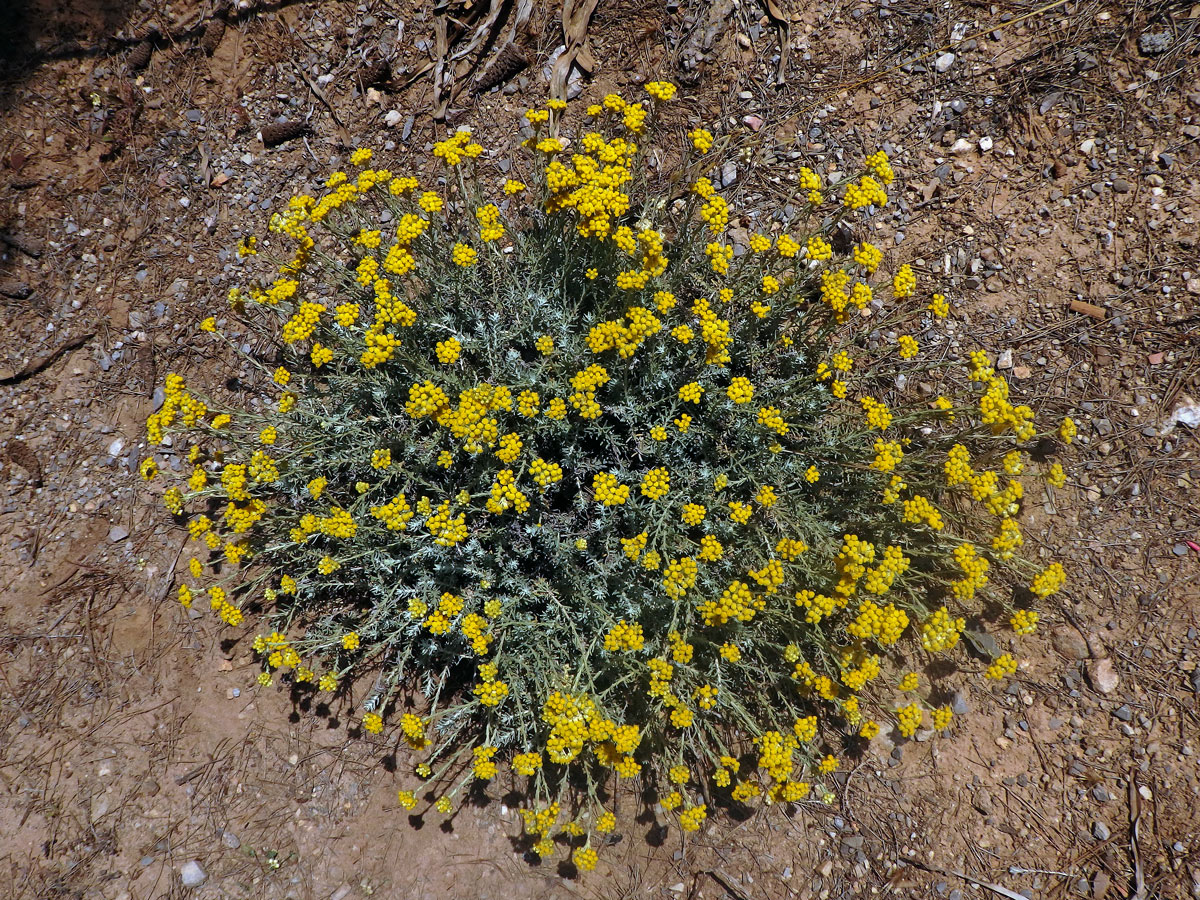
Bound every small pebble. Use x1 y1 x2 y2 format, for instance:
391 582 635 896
180 860 207 887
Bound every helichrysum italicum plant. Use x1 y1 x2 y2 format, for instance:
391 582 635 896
143 81 1073 868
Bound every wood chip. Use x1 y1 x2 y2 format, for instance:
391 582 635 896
1069 299 1106 319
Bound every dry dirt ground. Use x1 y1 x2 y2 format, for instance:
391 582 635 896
1 0 1199 898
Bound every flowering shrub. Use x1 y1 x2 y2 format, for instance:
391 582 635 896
144 83 1072 869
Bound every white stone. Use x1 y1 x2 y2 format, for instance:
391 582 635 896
1088 658 1119 694
950 138 973 155
384 110 403 128
996 349 1013 369
180 861 207 888
978 136 993 152
934 53 956 73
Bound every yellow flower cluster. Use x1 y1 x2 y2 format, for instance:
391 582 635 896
641 466 670 499
592 471 629 506
1030 563 1066 598
985 653 1018 680
952 543 990 599
432 129 483 167
603 619 645 652
921 607 966 652
871 439 904 472
896 702 923 737
1010 609 1039 634
587 305 663 357
697 579 763 626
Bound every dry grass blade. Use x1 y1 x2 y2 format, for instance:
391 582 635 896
761 0 792 86
0 331 95 387
296 65 351 146
549 0 601 100
1129 778 1147 900
903 859 1030 900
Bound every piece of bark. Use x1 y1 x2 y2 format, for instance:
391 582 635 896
472 43 530 95
200 18 226 55
127 40 153 70
0 280 32 299
258 121 310 148
357 59 392 92
3 439 42 486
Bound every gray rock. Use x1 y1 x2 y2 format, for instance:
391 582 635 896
951 692 970 715
973 789 992 815
1111 177 1131 194
719 161 738 187
220 829 240 849
108 524 130 542
1092 820 1110 841
1138 31 1171 55
180 860 207 887
1113 705 1133 722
